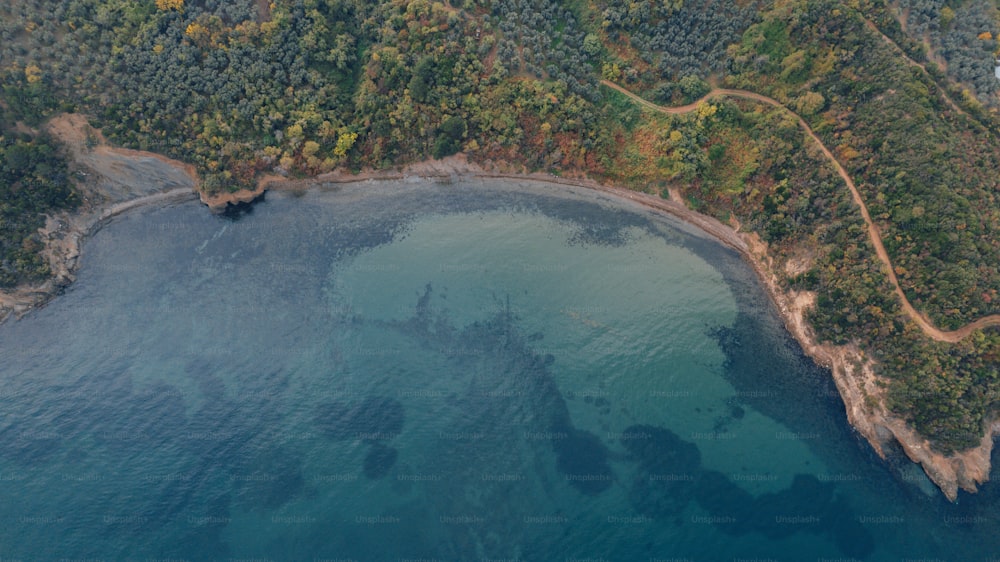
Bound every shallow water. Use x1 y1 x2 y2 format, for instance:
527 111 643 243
0 179 998 561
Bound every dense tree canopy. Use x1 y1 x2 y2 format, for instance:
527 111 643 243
894 0 999 105
0 71 78 287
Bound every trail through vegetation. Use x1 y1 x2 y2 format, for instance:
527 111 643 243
862 19 967 118
602 79 1000 344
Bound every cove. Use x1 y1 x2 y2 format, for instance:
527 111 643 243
0 179 998 561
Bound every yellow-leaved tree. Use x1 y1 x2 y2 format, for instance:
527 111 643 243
156 0 184 11
333 132 358 158
24 64 43 84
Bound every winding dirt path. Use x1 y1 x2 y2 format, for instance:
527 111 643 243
861 19 968 117
601 79 1000 343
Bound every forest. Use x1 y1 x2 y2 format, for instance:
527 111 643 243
1 0 1000 452
717 0 1000 449
0 70 77 287
593 0 762 102
892 0 999 105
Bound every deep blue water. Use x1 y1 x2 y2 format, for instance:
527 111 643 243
1 179 999 561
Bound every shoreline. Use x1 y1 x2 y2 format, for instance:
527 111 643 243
0 114 200 324
2 136 991 500
0 187 198 324
237 154 999 500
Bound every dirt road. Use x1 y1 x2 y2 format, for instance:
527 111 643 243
601 79 1000 343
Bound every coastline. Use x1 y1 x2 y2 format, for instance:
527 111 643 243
239 154 1000 501
0 187 198 324
0 114 200 323
3 126 992 500
740 231 995 501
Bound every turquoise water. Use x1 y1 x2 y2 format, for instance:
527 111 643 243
0 179 999 561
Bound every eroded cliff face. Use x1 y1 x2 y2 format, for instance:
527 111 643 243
0 114 198 323
742 231 995 502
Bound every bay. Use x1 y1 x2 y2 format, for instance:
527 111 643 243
0 179 997 561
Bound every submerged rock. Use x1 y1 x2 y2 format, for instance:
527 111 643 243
315 396 405 443
363 444 399 480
